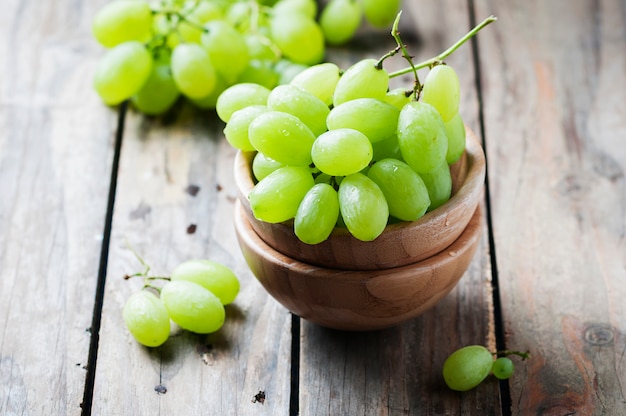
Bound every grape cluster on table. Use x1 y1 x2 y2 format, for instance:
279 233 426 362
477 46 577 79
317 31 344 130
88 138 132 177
91 0 401 114
123 260 240 347
219 59 467 244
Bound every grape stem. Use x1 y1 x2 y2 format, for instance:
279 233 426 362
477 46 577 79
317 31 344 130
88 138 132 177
388 15 497 79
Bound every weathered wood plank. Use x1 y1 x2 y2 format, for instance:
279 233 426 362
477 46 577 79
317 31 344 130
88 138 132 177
298 1 501 414
0 0 117 414
474 0 626 413
91 105 293 415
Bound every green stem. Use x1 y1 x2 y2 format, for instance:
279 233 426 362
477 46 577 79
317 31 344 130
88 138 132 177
389 15 497 79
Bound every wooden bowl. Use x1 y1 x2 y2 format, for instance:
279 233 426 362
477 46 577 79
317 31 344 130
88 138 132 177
234 201 483 331
234 125 485 270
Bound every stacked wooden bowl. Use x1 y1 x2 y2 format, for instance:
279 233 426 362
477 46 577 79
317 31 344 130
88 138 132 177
234 127 486 331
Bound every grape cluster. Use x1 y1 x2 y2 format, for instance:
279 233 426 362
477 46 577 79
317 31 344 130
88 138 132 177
91 0 401 115
442 345 530 391
219 55 467 244
123 259 240 347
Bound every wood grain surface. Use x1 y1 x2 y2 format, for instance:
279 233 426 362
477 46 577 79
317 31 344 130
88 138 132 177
475 0 626 414
1 0 624 415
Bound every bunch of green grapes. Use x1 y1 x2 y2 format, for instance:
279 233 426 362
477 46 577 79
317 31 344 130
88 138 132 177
123 259 240 347
218 56 465 243
91 0 401 115
442 345 530 391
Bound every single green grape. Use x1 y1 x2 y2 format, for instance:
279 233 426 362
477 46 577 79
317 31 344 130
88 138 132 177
320 0 362 45
419 161 452 211
333 59 389 106
237 60 280 90
397 101 448 174
93 41 153 106
442 345 494 391
224 105 269 151
252 152 284 181
384 88 413 110
368 158 430 221
131 55 180 115
270 13 324 65
249 166 314 223
160 280 225 334
267 84 330 136
338 173 389 241
294 183 340 244
290 62 341 106
444 113 467 165
273 0 318 19
492 357 515 380
327 98 399 143
171 260 240 305
216 83 271 122
275 60 309 85
170 43 217 100
421 64 461 123
371 134 402 162
122 290 170 347
311 129 373 176
361 0 401 29
92 0 153 48
248 111 316 166
201 20 250 84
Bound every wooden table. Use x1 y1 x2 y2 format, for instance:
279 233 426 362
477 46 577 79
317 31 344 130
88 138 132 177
1 0 625 414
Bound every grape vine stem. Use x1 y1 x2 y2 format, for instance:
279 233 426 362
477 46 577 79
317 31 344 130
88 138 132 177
388 15 497 78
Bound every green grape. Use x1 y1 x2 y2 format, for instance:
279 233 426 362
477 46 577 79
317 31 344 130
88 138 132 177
92 0 153 48
311 129 372 176
421 64 461 123
327 98 399 143
314 172 332 184
249 166 314 223
384 88 413 110
216 83 271 122
420 161 452 211
225 1 252 31
338 173 389 241
189 75 230 110
248 111 316 166
160 280 225 334
274 59 309 85
290 63 340 106
237 60 280 89
333 59 389 106
170 43 217 100
444 113 467 164
93 41 153 106
273 0 318 19
224 105 269 151
443 345 494 391
171 260 240 305
361 0 401 29
131 55 180 115
178 1 223 43
371 134 402 162
270 13 325 65
397 101 448 174
201 20 249 84
244 33 279 61
320 0 362 45
267 85 330 136
252 152 284 181
368 159 430 221
492 357 515 380
122 290 170 347
294 183 340 244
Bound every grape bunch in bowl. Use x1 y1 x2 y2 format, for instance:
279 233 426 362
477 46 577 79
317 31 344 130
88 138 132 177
224 16 494 330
